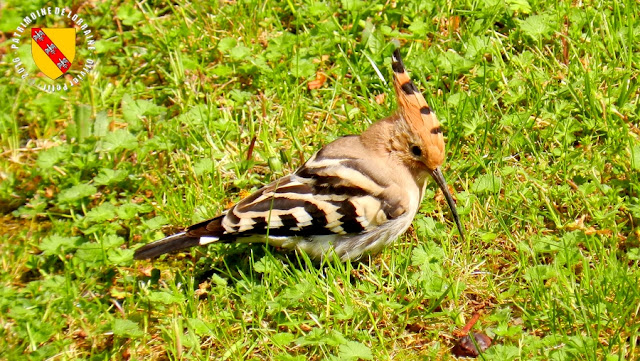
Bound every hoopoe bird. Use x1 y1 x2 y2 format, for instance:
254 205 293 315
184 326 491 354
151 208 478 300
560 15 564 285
134 49 464 262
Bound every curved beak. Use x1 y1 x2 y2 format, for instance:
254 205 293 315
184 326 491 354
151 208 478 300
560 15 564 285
430 167 464 239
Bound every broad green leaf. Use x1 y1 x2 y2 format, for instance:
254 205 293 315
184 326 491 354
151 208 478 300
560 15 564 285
272 332 295 346
229 45 251 61
338 341 373 360
437 50 474 75
32 93 65 115
84 202 117 223
228 89 253 104
36 145 69 169
411 244 445 266
341 0 364 11
253 256 279 274
194 158 214 176
108 248 134 265
0 9 21 31
210 64 234 76
524 265 558 282
465 36 492 59
362 20 384 54
307 2 330 17
39 234 81 255
210 274 228 287
532 235 561 253
112 319 143 338
335 304 354 320
506 0 532 13
7 305 37 320
72 104 92 142
75 243 105 264
121 93 166 130
188 318 213 336
175 104 210 126
116 4 144 26
147 291 185 305
101 234 125 249
519 14 556 40
94 168 128 186
94 111 110 137
217 37 237 52
414 216 446 238
408 18 428 37
471 174 502 194
58 184 97 203
116 202 152 220
290 58 316 78
98 129 138 152
483 344 520 360
94 39 120 54
143 216 167 230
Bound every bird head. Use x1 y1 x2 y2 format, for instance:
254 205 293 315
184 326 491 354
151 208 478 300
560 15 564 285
391 49 464 239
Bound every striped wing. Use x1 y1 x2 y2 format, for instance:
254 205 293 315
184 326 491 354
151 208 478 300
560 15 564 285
186 146 408 241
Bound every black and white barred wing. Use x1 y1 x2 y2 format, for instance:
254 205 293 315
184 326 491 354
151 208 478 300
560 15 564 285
133 146 415 260
187 152 410 243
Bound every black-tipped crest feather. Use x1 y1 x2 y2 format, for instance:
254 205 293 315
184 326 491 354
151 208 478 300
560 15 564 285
391 49 406 73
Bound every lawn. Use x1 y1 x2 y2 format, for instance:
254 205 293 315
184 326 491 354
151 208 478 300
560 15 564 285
1 0 639 360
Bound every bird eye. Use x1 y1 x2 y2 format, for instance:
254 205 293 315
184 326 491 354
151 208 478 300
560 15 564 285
411 145 422 157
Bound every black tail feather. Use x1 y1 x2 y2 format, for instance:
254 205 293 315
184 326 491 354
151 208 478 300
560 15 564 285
134 216 226 260
133 232 201 260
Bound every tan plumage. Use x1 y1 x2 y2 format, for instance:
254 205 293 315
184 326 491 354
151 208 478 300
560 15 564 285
133 48 464 262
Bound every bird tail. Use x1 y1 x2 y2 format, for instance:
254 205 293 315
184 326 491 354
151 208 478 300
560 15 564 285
133 232 201 259
133 216 225 259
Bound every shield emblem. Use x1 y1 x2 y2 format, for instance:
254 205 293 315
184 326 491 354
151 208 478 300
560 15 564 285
31 28 76 79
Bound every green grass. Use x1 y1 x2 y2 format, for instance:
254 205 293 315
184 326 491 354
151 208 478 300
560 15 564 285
1 0 639 359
